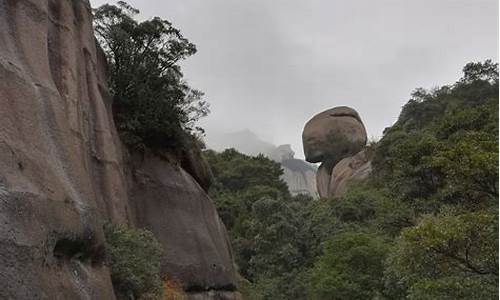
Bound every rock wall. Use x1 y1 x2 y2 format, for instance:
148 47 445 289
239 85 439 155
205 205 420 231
130 152 237 293
0 0 238 299
269 144 318 198
280 158 318 198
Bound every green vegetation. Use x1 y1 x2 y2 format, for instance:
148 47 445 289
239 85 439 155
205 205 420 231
385 210 498 300
207 60 498 299
104 224 163 300
92 5 498 296
91 0 497 297
205 149 316 299
94 2 208 151
309 232 389 300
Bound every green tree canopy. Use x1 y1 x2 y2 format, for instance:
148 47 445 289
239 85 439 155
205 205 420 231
104 224 163 299
385 210 498 300
309 231 390 300
94 1 208 151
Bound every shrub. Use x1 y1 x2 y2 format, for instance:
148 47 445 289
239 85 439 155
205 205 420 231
104 224 163 299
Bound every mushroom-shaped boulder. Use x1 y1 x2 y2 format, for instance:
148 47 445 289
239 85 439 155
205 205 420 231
302 106 367 164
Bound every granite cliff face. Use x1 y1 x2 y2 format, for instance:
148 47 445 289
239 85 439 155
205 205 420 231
0 0 237 299
303 106 372 198
268 144 318 198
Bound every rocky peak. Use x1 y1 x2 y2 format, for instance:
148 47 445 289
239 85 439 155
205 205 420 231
268 144 295 162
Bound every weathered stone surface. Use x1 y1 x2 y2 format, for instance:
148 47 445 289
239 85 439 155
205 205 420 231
130 152 238 291
281 158 318 197
302 106 367 164
0 0 127 298
316 162 332 198
329 150 372 197
267 145 318 198
181 144 213 192
0 0 238 298
302 106 371 197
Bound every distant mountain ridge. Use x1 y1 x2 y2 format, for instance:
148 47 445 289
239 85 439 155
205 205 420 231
206 129 276 156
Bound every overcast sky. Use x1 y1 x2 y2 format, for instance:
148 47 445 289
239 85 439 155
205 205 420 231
91 0 498 158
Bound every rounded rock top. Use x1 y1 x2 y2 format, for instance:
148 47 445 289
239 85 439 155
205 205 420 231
302 106 367 163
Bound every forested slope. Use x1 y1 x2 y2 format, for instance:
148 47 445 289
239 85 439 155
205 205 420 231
206 61 499 300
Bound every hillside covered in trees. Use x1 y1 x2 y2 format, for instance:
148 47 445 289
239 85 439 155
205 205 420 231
206 60 499 300
90 3 498 298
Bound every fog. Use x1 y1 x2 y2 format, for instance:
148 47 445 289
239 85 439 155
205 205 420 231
90 0 498 158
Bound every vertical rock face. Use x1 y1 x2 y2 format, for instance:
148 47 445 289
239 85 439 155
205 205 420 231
269 144 318 198
302 106 372 198
0 0 126 298
0 0 238 299
130 152 237 293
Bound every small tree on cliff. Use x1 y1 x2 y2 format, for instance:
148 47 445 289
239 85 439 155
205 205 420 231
104 224 163 299
93 1 209 151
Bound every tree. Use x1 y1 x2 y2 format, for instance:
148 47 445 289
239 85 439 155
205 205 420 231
373 61 498 215
316 60 499 299
460 59 498 84
205 149 316 299
384 210 498 300
104 224 163 299
309 231 390 300
93 2 208 150
203 61 498 299
204 149 289 197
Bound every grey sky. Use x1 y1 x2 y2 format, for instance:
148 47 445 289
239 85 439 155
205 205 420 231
90 0 498 158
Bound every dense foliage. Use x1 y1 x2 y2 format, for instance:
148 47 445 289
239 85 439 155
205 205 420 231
104 224 163 300
91 0 497 297
205 149 316 299
309 232 389 300
94 2 208 151
207 60 498 299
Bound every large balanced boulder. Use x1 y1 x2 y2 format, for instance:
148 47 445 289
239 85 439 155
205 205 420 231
302 106 367 164
302 106 371 198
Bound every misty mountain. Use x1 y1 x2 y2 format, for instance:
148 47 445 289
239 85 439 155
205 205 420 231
205 130 318 198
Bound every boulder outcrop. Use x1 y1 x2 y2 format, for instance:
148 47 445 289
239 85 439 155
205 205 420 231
302 106 367 164
328 149 372 196
130 152 237 292
303 106 372 198
0 0 237 299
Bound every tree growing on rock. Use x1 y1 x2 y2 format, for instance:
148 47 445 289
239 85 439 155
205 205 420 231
93 1 209 151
